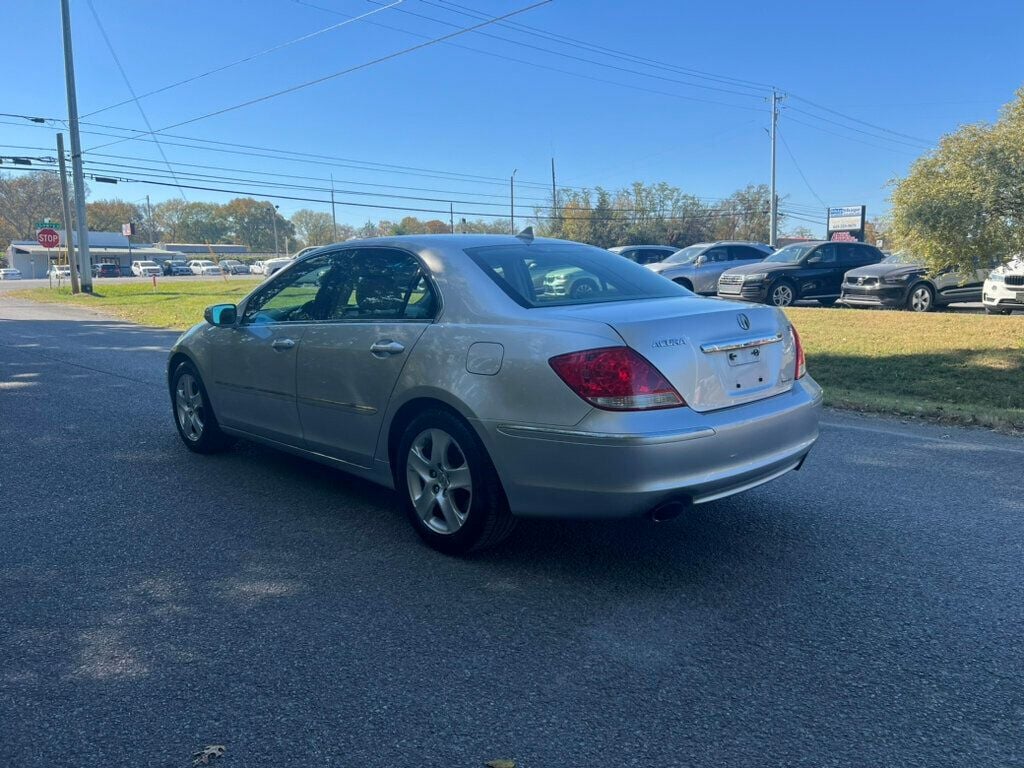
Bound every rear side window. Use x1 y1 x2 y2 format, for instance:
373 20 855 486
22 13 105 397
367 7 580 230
465 242 685 308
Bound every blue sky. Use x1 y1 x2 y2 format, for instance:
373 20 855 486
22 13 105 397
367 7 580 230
2 0 1022 235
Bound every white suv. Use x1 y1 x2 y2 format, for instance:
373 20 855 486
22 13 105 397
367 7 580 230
188 260 223 276
131 260 161 277
983 256 1024 315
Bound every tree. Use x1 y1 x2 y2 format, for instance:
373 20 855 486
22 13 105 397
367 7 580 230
152 199 229 244
222 198 295 252
86 199 145 241
711 184 776 242
0 171 70 246
891 87 1024 274
290 209 338 247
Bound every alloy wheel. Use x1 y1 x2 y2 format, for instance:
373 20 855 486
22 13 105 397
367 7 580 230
771 284 794 307
175 373 206 442
406 428 473 535
910 286 932 312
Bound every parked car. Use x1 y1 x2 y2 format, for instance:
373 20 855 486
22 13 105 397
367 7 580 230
262 257 293 277
168 234 821 554
250 261 266 275
188 260 224 276
0 267 22 280
608 245 679 265
220 259 251 275
92 263 121 278
131 260 162 277
718 241 885 307
162 259 192 276
983 256 1024 315
841 251 992 312
48 265 72 279
647 241 773 294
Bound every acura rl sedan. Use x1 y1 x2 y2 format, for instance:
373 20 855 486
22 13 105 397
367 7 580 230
168 234 821 553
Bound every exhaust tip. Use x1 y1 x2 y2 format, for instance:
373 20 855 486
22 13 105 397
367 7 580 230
650 498 690 523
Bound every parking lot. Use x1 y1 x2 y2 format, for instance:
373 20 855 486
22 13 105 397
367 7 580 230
1 295 1021 767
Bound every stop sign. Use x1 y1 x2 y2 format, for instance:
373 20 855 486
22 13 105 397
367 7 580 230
37 228 60 249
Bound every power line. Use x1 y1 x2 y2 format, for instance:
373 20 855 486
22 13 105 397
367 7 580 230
81 0 405 119
783 114 922 156
788 93 932 146
786 105 931 150
84 0 555 153
777 128 827 207
85 0 187 199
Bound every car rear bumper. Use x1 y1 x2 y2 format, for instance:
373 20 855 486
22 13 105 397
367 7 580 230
478 378 822 519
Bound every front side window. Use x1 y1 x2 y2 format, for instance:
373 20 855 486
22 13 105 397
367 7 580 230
807 244 838 264
243 255 334 323
702 247 728 263
466 242 685 308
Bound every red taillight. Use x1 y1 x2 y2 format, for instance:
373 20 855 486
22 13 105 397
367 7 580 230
548 347 685 410
792 325 807 379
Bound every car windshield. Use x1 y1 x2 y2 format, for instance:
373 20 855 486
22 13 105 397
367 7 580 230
196 261 214 267
882 251 916 265
764 244 816 263
466 241 685 308
139 261 157 267
662 245 706 264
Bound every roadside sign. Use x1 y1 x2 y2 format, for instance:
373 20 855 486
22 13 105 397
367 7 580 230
34 219 61 231
826 205 866 241
122 222 136 237
37 228 60 249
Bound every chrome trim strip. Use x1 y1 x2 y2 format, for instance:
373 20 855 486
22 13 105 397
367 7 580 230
700 333 783 354
296 396 377 415
496 424 715 446
215 381 292 399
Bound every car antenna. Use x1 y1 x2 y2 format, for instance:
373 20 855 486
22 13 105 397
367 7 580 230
515 226 534 243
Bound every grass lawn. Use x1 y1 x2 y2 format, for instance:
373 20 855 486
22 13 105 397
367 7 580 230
785 307 1024 431
10 281 1024 431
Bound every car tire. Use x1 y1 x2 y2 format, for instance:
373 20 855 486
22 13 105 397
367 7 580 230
768 280 797 307
170 361 233 454
818 297 838 307
396 409 515 555
673 278 694 291
906 283 934 312
569 279 598 299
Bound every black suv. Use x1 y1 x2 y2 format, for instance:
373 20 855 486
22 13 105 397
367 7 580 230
717 240 885 307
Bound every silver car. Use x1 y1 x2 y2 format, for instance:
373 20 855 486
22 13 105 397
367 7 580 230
647 241 773 294
168 234 821 553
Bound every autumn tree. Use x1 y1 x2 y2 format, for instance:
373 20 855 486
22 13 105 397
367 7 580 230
0 171 70 245
891 87 1024 273
86 199 146 241
222 198 295 252
290 209 338 247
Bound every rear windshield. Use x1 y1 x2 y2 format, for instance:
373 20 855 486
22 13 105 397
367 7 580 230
465 242 686 308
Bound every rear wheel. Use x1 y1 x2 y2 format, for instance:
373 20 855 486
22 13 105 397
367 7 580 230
907 283 934 312
396 409 515 554
170 362 233 453
768 280 796 307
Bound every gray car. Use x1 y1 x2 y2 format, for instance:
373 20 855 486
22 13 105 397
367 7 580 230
646 241 773 294
167 234 821 553
608 245 679 265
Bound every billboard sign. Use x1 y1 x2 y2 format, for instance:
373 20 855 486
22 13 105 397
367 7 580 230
827 206 866 241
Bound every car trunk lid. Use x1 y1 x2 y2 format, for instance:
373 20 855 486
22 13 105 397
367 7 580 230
545 297 797 412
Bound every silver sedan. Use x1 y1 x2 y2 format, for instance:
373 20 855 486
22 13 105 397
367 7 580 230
168 233 821 553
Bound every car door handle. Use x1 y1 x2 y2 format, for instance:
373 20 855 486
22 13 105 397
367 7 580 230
370 340 405 356
271 338 296 350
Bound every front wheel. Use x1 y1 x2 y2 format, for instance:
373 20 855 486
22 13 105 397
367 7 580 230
170 362 233 454
768 281 796 307
396 410 515 554
906 284 934 312
985 306 1012 316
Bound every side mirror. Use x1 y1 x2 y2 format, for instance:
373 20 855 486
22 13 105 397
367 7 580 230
204 303 237 326
695 255 705 266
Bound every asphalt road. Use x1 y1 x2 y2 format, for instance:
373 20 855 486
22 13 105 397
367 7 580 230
1 297 1021 768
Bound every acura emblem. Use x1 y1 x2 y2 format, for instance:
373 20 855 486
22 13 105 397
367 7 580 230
737 313 750 331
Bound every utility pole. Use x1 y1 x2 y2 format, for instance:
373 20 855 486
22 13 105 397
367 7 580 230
329 173 338 241
56 133 80 294
145 194 155 243
268 203 280 256
769 89 781 248
450 202 454 234
61 0 93 292
551 157 557 214
510 169 518 234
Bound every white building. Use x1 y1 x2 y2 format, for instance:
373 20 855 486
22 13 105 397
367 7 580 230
5 231 183 278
